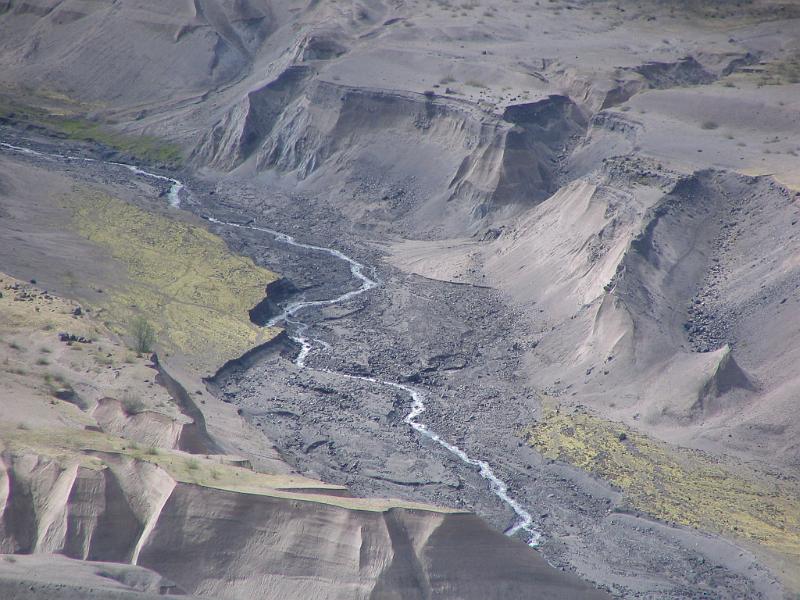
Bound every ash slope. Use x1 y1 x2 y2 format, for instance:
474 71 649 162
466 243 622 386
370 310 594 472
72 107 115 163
1 0 800 598
0 147 608 600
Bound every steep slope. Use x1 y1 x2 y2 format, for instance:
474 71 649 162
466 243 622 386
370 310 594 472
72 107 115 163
0 148 610 598
2 0 800 597
0 0 276 105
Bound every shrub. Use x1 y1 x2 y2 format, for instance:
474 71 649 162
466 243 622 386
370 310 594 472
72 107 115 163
121 392 146 415
701 120 719 130
130 316 155 354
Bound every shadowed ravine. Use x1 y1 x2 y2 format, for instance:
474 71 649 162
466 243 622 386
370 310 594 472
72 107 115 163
0 139 541 547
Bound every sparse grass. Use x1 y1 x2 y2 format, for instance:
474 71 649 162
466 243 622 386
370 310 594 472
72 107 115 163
53 118 183 166
121 392 146 415
42 372 74 400
522 404 800 570
465 79 488 88
0 426 458 514
130 316 155 354
723 51 800 87
0 96 182 166
93 352 113 367
35 357 50 366
67 190 281 370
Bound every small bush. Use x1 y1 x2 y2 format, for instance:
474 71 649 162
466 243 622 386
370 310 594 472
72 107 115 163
121 393 146 415
186 458 201 470
130 316 155 354
145 446 159 456
35 357 50 366
93 353 113 367
701 120 719 130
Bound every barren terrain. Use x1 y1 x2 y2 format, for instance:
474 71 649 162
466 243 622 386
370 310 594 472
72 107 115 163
0 0 799 598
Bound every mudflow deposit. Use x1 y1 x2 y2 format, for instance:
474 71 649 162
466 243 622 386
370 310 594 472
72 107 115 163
0 0 799 598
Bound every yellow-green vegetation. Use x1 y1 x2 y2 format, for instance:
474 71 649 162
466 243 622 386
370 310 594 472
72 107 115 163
0 426 462 514
67 190 281 371
0 277 102 340
722 52 800 87
0 95 182 166
636 0 800 25
53 117 182 166
522 405 800 577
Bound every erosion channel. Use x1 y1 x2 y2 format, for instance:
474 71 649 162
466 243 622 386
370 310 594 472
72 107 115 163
0 133 781 599
2 140 541 546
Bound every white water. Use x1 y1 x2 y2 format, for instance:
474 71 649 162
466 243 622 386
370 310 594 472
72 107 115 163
1 138 541 546
0 141 183 207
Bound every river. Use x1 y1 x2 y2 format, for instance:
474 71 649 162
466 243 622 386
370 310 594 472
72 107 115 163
0 138 541 546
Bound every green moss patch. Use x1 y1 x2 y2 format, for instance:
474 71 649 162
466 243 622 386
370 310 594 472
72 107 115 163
522 405 800 569
67 190 280 371
0 96 181 166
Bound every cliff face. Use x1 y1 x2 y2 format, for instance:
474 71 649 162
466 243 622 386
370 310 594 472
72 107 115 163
0 451 606 600
0 213 607 599
3 0 799 597
194 73 586 233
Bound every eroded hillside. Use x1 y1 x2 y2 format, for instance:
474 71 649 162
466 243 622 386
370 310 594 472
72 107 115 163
1 0 799 598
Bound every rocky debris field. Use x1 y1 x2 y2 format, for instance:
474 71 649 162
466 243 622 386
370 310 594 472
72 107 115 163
199 179 780 599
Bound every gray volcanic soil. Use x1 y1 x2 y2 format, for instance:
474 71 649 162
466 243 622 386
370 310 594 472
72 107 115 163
0 131 777 597
2 0 800 597
199 181 780 599
0 134 611 600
